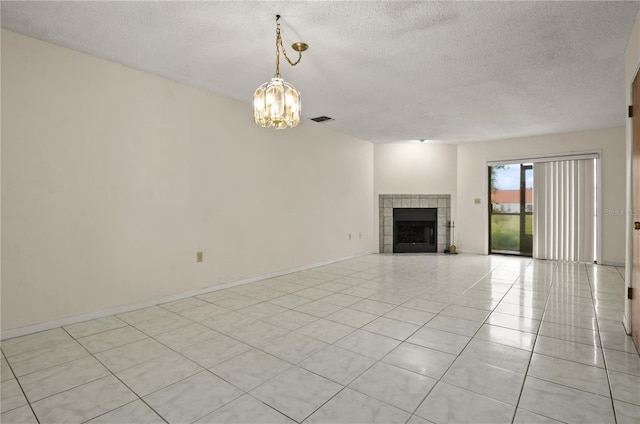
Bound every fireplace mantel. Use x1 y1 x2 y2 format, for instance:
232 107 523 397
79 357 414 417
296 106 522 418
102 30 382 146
379 194 451 253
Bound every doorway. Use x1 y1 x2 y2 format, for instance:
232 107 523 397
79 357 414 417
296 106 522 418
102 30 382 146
489 163 533 256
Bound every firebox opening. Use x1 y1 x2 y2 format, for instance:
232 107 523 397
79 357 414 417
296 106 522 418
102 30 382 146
393 208 437 253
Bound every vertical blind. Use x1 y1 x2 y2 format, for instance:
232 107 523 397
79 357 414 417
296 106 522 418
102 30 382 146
533 159 596 262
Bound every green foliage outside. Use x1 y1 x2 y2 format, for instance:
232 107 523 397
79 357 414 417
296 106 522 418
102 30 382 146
489 164 534 253
491 214 532 252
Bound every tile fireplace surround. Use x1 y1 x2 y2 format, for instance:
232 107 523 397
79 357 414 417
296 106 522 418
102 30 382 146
379 194 451 254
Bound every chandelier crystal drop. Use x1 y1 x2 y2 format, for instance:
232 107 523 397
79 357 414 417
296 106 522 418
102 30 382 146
253 15 308 129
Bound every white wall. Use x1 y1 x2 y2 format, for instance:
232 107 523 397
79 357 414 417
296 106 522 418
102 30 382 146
373 143 458 250
456 127 627 265
623 9 640 332
1 30 374 332
2 28 633 335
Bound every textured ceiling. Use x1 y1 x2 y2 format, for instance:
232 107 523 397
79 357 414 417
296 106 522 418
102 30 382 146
2 1 639 143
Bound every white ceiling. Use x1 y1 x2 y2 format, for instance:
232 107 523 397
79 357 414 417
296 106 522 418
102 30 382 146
2 1 639 143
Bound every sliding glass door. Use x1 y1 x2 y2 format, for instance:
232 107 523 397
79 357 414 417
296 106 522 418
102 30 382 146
489 163 533 256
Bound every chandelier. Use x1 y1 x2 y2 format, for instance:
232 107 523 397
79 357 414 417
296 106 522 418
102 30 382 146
253 15 308 129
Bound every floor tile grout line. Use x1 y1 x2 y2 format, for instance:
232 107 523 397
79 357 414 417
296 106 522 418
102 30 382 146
4 346 94 380
412 282 526 416
535 321 602 349
9 325 161 423
518 373 623 398
237 267 421 422
56 316 130 342
243 392 301 423
509 262 627 423
402 256 529 421
122 272 399 422
77 398 168 424
68 315 245 423
292 306 445 423
409 256 527 420
46 326 172 423
1 335 79 360
531 349 607 369
1 350 42 424
259 257 512 422
98 368 181 424
586 265 619 424
509 260 558 424
13 263 372 418
7 325 107 404
87 334 235 424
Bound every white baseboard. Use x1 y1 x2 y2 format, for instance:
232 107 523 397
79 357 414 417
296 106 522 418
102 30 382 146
600 261 625 267
459 249 486 255
1 251 375 341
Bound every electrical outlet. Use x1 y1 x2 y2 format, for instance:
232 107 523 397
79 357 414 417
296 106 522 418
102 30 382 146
474 198 481 204
196 251 203 262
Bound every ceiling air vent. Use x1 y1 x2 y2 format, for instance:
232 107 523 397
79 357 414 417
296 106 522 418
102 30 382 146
310 116 334 123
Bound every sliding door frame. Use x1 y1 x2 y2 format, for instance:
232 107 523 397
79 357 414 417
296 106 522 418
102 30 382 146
484 150 602 264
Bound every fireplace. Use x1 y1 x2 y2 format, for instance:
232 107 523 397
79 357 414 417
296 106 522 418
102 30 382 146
379 194 451 253
394 208 437 253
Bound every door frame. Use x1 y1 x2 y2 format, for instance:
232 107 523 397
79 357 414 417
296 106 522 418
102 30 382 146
519 164 533 256
623 64 640 336
487 163 533 256
628 69 640 347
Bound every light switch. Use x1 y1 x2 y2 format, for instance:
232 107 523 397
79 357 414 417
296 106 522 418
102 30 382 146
474 198 481 204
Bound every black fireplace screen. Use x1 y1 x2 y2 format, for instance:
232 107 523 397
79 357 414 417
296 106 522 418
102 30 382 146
393 208 437 253
396 221 436 244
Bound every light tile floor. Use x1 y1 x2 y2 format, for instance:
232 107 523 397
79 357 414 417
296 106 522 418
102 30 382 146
1 254 639 424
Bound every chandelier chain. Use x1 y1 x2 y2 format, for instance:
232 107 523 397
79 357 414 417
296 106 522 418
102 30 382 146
275 23 281 77
274 21 302 77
